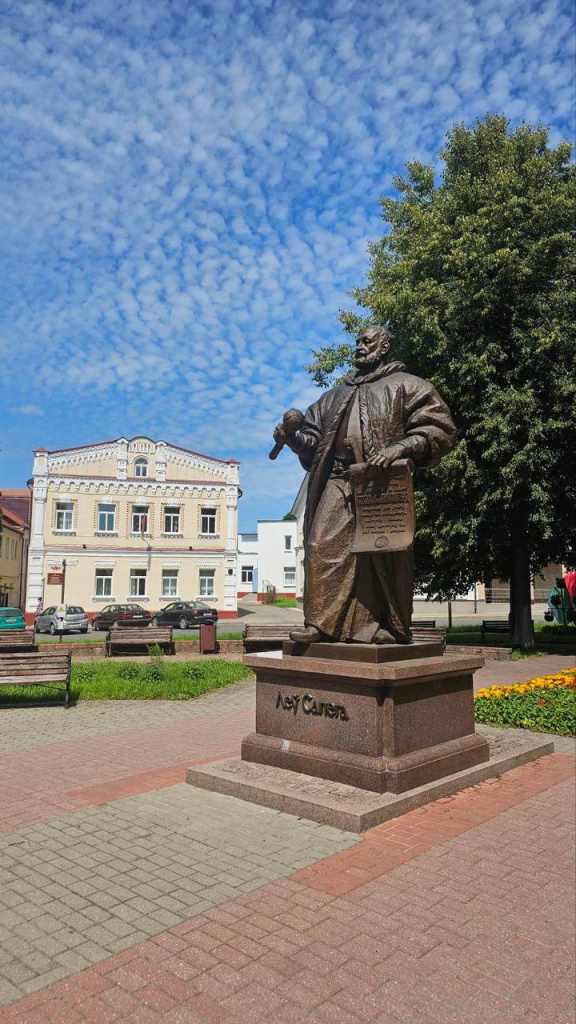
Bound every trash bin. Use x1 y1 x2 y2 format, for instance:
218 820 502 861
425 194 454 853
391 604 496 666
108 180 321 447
200 623 217 654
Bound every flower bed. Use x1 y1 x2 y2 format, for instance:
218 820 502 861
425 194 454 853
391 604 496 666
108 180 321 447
474 669 576 736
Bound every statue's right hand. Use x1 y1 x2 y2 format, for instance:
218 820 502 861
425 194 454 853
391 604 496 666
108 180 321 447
273 423 286 445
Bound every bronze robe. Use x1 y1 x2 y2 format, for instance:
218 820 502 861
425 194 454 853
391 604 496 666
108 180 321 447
295 362 457 643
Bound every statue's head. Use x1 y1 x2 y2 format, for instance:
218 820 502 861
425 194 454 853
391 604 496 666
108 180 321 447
354 325 392 372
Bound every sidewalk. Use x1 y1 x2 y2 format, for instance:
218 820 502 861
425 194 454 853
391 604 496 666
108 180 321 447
0 677 574 1023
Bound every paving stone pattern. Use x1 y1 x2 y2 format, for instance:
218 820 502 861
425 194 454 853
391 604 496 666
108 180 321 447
0 671 574 1023
0 785 357 1005
0 771 573 1023
0 703 257 833
0 681 256 753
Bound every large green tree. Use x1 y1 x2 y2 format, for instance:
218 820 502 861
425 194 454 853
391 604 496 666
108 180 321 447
307 115 576 649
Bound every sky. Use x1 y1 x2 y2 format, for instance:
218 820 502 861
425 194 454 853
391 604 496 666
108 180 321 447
0 0 574 530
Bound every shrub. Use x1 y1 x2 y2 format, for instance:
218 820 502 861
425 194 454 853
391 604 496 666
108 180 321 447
118 662 141 681
474 669 576 736
262 587 277 605
143 644 165 682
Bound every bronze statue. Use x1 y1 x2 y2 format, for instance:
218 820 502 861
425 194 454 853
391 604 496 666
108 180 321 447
273 325 457 645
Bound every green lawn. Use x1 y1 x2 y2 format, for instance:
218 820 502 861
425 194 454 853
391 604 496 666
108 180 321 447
0 658 253 705
273 597 299 608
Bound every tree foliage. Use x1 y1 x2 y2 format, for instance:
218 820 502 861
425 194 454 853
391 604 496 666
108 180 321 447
307 115 576 645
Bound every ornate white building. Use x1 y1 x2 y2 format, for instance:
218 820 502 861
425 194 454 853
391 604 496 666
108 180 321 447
25 437 240 620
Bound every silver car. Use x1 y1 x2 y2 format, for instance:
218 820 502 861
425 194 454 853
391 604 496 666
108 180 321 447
34 604 89 635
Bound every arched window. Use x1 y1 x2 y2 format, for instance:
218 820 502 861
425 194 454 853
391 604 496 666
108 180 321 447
134 457 148 478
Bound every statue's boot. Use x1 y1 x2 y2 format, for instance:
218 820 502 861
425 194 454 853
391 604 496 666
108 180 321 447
289 625 324 643
373 627 400 645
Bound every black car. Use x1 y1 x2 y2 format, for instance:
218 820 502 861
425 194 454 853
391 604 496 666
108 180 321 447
151 602 218 630
92 604 153 631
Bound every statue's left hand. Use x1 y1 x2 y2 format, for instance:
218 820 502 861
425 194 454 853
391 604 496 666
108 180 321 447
365 443 405 471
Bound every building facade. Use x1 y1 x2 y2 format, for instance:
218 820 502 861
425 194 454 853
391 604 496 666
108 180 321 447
0 503 29 608
25 437 240 621
237 533 258 596
256 519 297 598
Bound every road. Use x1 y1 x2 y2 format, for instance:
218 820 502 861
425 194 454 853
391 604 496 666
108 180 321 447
37 595 550 642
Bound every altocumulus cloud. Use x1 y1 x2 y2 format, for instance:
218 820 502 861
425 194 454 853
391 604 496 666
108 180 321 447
0 0 573 526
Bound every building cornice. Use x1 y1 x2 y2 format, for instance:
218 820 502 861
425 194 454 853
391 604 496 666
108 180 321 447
44 547 228 557
42 477 231 498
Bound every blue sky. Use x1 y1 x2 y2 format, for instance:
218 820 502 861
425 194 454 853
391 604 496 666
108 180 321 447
0 0 573 530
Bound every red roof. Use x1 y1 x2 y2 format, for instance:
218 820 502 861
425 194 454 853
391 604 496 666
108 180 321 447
0 506 27 532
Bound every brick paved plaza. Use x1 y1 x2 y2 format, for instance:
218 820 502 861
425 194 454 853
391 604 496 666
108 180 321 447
0 671 574 1023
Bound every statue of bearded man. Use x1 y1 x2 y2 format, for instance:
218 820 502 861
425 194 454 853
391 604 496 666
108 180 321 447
273 325 457 645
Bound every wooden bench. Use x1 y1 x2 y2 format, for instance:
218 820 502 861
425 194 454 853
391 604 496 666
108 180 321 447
0 650 71 707
412 619 436 629
480 620 511 643
243 623 300 653
244 622 446 651
411 626 446 646
0 629 37 653
106 626 175 657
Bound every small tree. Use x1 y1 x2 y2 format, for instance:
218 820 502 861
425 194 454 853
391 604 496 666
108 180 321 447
307 115 576 649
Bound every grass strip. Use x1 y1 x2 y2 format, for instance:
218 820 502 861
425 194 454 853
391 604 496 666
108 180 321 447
0 658 253 704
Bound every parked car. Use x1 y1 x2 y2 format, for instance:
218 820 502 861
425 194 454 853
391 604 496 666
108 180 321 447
151 601 218 629
92 604 152 631
34 605 89 635
0 607 26 630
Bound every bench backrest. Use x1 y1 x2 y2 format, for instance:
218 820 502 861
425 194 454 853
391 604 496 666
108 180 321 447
0 650 71 682
243 624 298 638
0 629 36 647
411 620 436 629
482 621 510 631
411 627 446 643
109 627 173 641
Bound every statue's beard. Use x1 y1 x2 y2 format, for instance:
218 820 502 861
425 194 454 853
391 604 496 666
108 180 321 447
355 354 382 372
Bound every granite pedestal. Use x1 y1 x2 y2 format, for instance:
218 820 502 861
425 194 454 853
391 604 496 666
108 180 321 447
240 644 489 794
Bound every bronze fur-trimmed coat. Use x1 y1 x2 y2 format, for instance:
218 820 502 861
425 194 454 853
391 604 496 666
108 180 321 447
293 361 457 643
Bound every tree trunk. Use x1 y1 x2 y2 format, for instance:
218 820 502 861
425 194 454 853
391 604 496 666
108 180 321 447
509 536 536 650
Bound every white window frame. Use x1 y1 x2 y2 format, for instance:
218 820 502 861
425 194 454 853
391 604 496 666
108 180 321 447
55 501 74 532
97 503 116 533
283 566 296 589
199 569 215 597
94 568 113 598
162 569 179 597
134 458 148 478
163 507 181 534
241 566 254 584
131 505 150 534
200 507 217 536
129 568 147 597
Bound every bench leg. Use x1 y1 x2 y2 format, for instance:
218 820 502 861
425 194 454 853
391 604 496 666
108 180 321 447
64 678 71 709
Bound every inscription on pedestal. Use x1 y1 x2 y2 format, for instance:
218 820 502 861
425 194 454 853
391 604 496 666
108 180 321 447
276 691 349 721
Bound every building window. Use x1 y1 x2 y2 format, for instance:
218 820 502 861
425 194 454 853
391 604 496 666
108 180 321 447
284 535 292 551
162 569 178 597
199 569 215 597
241 566 254 584
98 503 116 533
129 568 147 597
131 505 149 534
283 567 296 589
200 507 217 535
95 568 113 597
164 507 181 534
134 458 148 478
55 501 74 532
